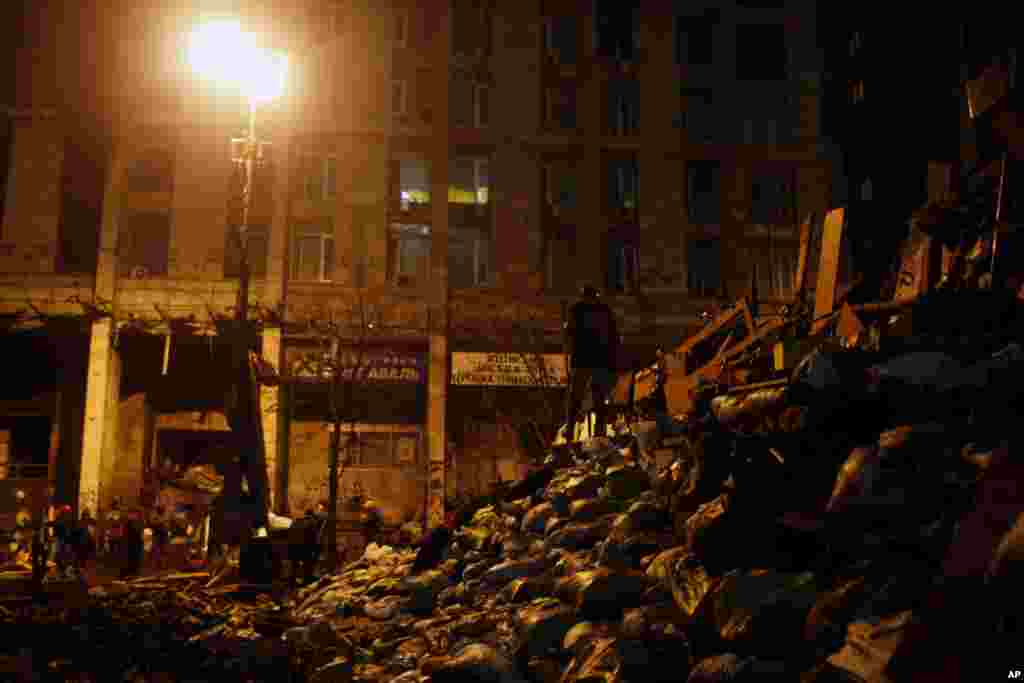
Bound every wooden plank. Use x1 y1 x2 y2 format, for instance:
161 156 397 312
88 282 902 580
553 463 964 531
793 213 814 299
812 208 845 334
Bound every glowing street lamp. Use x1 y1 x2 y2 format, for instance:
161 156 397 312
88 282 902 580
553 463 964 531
187 19 288 105
187 18 288 321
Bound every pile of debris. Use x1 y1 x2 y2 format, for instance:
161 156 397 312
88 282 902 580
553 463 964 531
0 572 309 680
281 294 1023 682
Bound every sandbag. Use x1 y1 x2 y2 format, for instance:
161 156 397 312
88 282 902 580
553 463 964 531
554 568 648 619
603 465 650 500
501 575 555 604
514 599 576 658
826 611 914 683
702 570 818 655
545 518 615 552
645 548 716 619
522 503 557 535
569 498 622 523
481 557 550 588
421 642 525 683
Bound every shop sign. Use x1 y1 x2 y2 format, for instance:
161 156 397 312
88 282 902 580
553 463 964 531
451 352 567 387
286 346 425 383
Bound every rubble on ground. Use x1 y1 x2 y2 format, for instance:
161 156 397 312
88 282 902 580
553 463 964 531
270 292 1022 682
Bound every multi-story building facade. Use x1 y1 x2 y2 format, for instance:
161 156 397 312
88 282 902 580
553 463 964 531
0 0 832 530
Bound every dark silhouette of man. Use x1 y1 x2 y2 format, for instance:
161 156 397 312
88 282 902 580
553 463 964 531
565 284 620 438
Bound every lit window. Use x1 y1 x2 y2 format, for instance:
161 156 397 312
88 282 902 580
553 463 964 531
449 158 489 205
398 158 430 208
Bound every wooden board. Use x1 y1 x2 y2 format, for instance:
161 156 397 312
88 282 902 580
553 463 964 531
812 208 845 334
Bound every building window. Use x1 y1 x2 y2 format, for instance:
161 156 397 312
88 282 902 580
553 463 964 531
676 17 714 65
450 78 474 127
608 81 640 136
397 158 431 209
125 148 175 193
544 164 577 216
849 80 865 104
751 173 795 225
736 24 787 80
687 161 720 224
608 157 639 211
607 239 639 293
545 84 577 130
860 177 873 201
449 158 489 205
681 89 715 142
302 156 336 201
742 117 778 145
395 7 409 46
450 225 490 288
291 221 335 282
688 238 720 295
544 16 578 65
452 0 491 57
118 211 171 277
392 79 408 117
848 31 863 58
389 223 431 285
594 0 635 61
474 84 490 128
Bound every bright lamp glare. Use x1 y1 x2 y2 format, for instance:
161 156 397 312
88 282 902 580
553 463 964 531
188 20 288 103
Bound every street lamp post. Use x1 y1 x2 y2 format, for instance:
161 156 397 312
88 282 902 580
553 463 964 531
188 20 288 551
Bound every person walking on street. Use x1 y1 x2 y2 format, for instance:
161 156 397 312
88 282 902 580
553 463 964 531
105 498 124 559
148 506 169 571
564 284 620 439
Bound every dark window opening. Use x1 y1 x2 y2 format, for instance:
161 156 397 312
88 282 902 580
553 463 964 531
546 84 577 130
0 416 52 467
687 161 721 224
676 18 714 65
607 238 639 293
681 88 715 142
607 81 640 135
118 211 171 277
736 24 787 80
545 16 578 65
688 238 721 296
57 138 104 274
594 0 635 61
452 0 491 57
607 156 639 211
751 172 796 225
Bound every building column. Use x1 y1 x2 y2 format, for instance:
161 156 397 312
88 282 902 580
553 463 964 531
426 332 448 528
77 136 126 515
78 318 121 516
425 0 451 529
260 328 283 512
260 101 293 513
